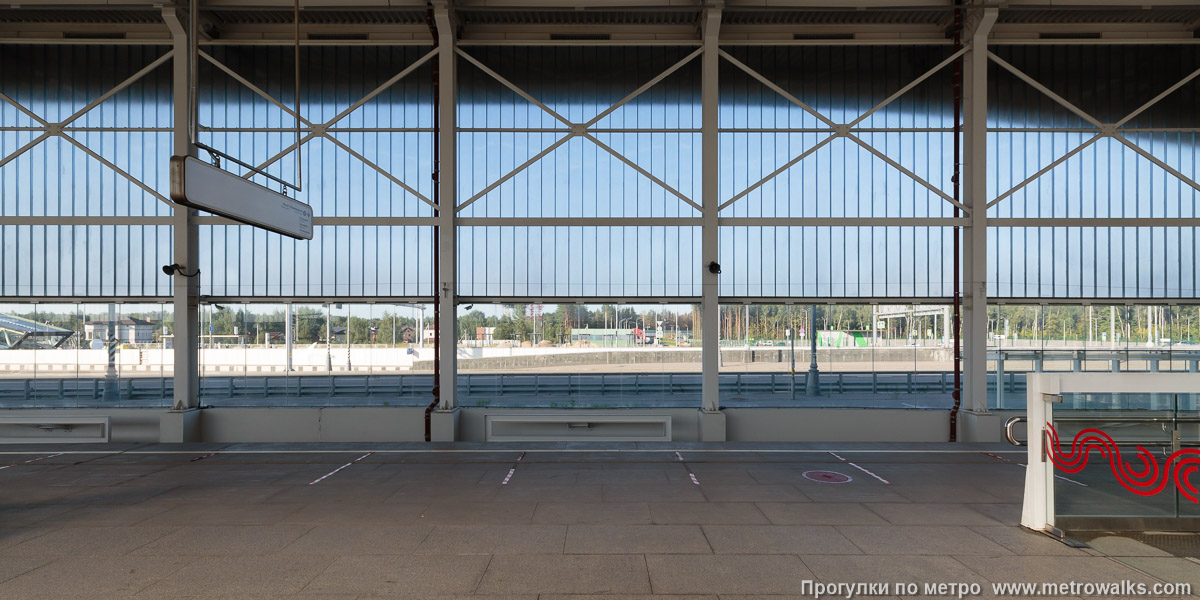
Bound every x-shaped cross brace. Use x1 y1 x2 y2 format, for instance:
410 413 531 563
454 47 705 214
718 46 971 214
0 51 175 205
986 51 1200 210
199 48 439 211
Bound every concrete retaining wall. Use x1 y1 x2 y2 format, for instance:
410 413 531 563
0 404 1000 443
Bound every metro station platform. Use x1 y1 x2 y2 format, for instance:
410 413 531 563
2 442 1197 599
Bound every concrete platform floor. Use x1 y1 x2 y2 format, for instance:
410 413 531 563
0 442 1197 599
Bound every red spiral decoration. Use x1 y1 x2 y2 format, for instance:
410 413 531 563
1045 423 1200 502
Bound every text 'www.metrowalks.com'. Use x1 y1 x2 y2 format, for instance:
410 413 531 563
800 580 1192 599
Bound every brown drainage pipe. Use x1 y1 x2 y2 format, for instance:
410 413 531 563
949 1 963 442
425 5 440 442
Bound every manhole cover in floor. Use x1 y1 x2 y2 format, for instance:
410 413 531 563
803 470 853 483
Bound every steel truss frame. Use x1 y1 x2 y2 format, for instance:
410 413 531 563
986 52 1200 211
1 28 1196 283
0 50 175 206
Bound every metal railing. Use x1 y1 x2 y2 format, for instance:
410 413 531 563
0 370 962 406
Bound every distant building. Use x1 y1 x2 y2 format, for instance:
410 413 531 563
475 327 495 342
423 325 436 342
83 317 155 344
398 326 416 343
568 328 639 346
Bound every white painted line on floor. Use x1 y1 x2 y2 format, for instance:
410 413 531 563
989 452 1088 487
190 452 216 462
828 451 846 461
309 462 353 485
517 451 525 462
24 453 63 463
847 462 891 485
688 472 700 485
0 465 10 470
675 451 684 461
1015 463 1089 487
502 468 516 485
309 451 374 485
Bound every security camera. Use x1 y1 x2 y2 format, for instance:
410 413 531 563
162 263 200 277
707 262 721 275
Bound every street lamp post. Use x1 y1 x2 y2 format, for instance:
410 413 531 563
789 327 796 400
325 304 332 372
806 304 820 396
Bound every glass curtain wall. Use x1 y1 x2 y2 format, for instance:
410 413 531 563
455 303 701 408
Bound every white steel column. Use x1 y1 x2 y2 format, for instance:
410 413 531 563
433 3 458 422
962 8 997 417
699 7 725 440
164 6 199 413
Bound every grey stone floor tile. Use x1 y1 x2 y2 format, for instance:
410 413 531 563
650 502 771 525
355 596 536 600
801 554 986 586
143 484 291 504
387 483 501 503
279 524 433 555
266 483 404 504
745 467 812 485
963 503 1022 525
602 483 708 503
280 502 427 525
703 525 861 555
57 484 179 505
0 527 52 550
134 524 313 556
699 485 810 503
136 502 305 526
0 526 175 557
415 524 566 554
51 503 173 527
0 555 191 598
668 469 760 486
955 555 1161 584
542 596 715 600
646 554 813 595
793 486 913 503
565 524 712 554
1087 536 1175 557
0 555 54 585
1114 557 1200 589
532 502 653 524
969 526 1087 556
578 468 673 485
756 502 889 525
156 595 359 600
493 483 605 503
477 554 651 595
889 484 1005 504
0 506 77 527
302 554 491 596
717 596 889 600
138 554 334 597
416 501 536 525
836 525 1013 556
485 465 578 485
864 502 1004 526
